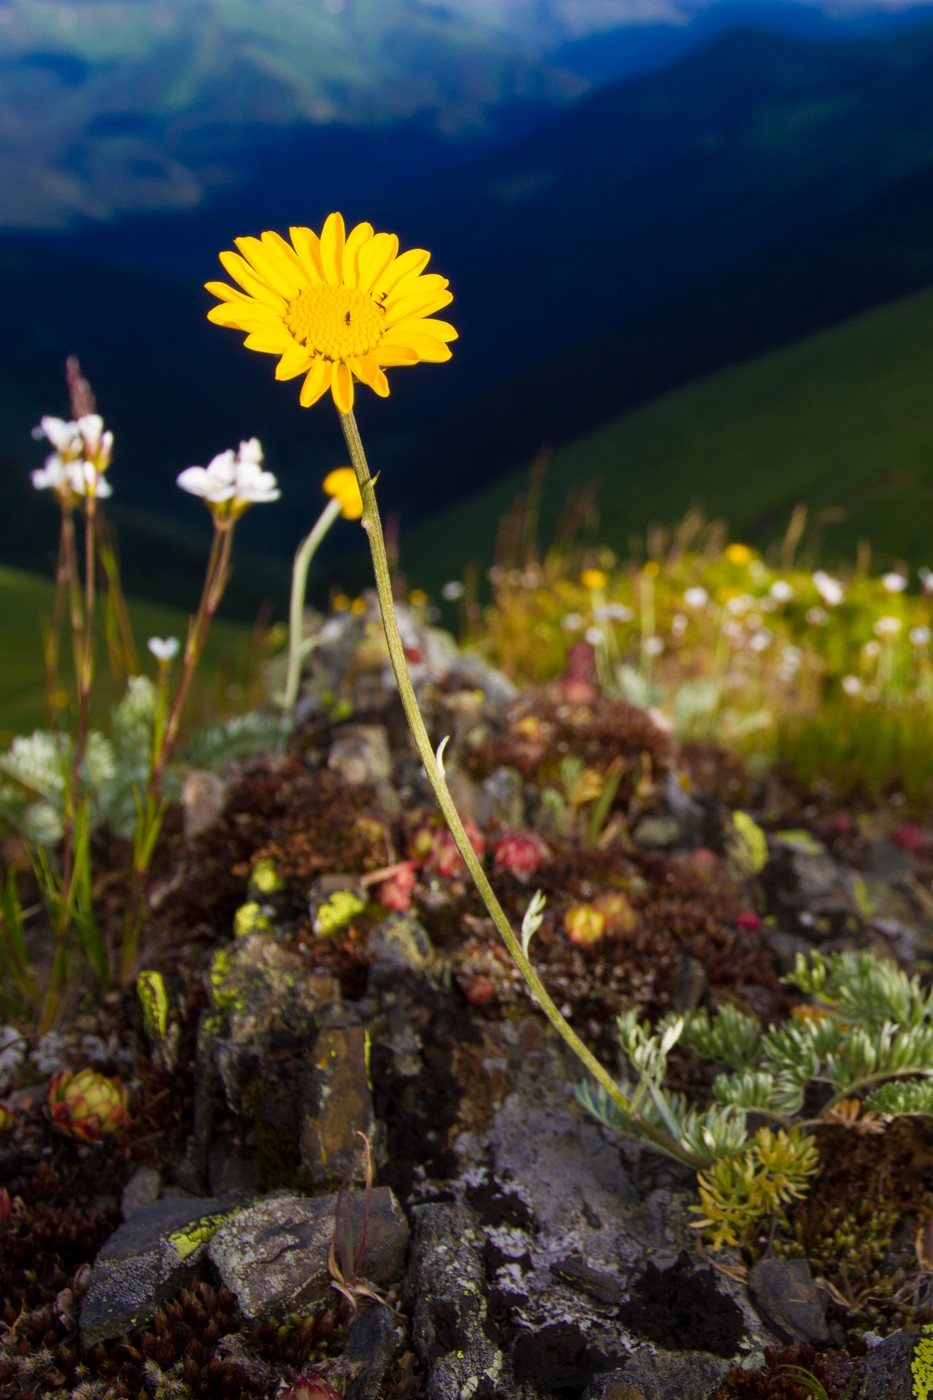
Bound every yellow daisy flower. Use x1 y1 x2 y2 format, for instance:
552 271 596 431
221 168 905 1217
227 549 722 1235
205 213 457 414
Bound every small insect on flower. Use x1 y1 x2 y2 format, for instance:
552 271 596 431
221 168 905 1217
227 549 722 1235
205 213 457 413
47 1068 130 1142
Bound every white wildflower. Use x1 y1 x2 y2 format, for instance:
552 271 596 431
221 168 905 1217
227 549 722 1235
910 625 931 648
813 571 844 607
770 580 794 603
177 439 280 516
441 580 465 601
882 571 907 593
874 616 902 640
842 675 863 697
683 586 708 609
148 636 180 662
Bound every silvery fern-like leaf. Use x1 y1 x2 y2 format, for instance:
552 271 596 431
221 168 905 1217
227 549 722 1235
865 1077 933 1117
181 711 283 768
676 1103 749 1160
761 1016 841 1080
681 1003 762 1068
0 731 66 804
113 674 157 748
786 949 933 1028
712 1068 804 1117
824 1022 933 1092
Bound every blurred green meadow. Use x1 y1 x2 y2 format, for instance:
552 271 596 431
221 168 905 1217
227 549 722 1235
0 563 253 739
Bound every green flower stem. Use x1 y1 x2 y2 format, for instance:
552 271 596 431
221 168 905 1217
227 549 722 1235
121 518 235 981
339 408 707 1172
282 494 343 721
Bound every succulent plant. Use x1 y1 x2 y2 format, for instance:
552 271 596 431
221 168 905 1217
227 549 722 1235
47 1067 130 1142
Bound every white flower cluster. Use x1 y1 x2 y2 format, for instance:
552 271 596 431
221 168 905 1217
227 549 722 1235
31 413 114 502
177 437 280 519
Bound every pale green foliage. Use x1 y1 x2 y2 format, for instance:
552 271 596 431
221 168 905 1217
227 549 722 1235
865 1077 933 1117
787 947 933 1028
0 683 278 847
579 947 933 1250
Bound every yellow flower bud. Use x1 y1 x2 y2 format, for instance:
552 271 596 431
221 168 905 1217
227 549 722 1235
323 467 363 521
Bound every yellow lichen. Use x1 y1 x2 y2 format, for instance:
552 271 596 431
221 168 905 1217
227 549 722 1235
913 1324 933 1398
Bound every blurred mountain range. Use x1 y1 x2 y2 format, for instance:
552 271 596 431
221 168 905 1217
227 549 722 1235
3 0 933 612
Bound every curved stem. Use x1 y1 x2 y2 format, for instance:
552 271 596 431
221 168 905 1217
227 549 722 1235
338 408 707 1171
282 495 342 721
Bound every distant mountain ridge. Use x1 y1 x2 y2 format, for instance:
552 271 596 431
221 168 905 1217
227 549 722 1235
5 12 933 612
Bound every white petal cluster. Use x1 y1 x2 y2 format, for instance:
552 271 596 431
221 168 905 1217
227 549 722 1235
31 413 114 502
177 438 280 518
812 570 844 607
147 636 180 662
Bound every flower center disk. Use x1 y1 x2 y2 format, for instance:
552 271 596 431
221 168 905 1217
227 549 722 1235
285 285 384 361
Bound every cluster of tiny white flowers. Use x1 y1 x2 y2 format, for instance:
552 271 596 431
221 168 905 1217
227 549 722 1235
31 413 114 503
177 437 280 518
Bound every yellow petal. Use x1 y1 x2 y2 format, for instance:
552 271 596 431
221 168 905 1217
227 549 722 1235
342 221 374 288
319 212 346 284
234 236 303 297
206 302 277 331
244 329 292 353
356 232 400 292
289 226 325 283
383 285 453 327
262 229 308 279
217 251 286 308
331 360 354 413
205 279 257 305
384 330 453 362
276 344 314 379
299 360 331 408
378 246 431 296
373 343 420 366
354 358 391 397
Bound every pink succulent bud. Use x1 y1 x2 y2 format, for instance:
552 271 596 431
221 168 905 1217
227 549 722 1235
463 975 496 1006
278 1378 343 1400
892 822 925 854
0 1187 11 1224
47 1068 130 1142
377 861 418 912
408 816 485 878
736 910 761 933
493 831 549 881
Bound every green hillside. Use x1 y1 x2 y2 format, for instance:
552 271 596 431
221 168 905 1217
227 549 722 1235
402 282 933 589
0 564 252 737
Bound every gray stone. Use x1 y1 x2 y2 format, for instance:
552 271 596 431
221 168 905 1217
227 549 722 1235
854 1326 923 1400
120 1165 161 1218
328 724 393 786
747 1256 829 1345
80 1195 235 1345
409 1202 510 1400
582 1350 731 1400
365 912 447 984
208 1187 409 1322
632 814 683 850
478 765 527 829
182 768 226 840
344 1303 407 1400
300 1016 377 1188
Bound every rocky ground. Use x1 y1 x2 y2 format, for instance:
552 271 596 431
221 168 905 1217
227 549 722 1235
3 603 933 1399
